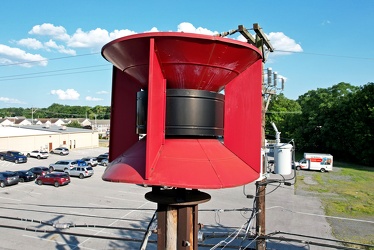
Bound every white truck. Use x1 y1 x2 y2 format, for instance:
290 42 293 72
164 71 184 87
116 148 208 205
296 153 333 172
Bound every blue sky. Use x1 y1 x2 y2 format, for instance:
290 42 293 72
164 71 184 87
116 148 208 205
0 0 373 109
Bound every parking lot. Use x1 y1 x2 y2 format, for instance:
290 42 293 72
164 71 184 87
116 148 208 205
0 147 336 249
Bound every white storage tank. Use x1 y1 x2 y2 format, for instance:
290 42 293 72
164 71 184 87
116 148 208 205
274 143 293 175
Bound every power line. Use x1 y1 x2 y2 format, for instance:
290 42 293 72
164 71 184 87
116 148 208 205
0 68 111 82
0 49 372 84
0 64 110 79
0 52 101 67
274 49 374 60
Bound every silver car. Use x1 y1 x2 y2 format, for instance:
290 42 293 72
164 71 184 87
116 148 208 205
50 147 69 155
65 166 94 179
49 160 77 172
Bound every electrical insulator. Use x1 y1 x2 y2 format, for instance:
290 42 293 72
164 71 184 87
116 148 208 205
267 68 272 85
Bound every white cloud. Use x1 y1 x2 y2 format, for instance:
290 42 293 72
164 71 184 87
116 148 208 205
86 96 103 101
96 90 109 94
108 29 136 40
29 23 70 41
10 22 302 67
268 32 303 54
17 38 43 49
44 39 76 55
68 28 108 48
322 20 331 25
0 44 47 67
0 97 24 104
147 27 159 32
177 22 217 35
68 28 132 49
16 37 76 55
51 89 80 100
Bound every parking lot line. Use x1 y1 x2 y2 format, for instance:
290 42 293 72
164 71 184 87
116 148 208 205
0 196 21 202
71 200 152 250
104 196 149 203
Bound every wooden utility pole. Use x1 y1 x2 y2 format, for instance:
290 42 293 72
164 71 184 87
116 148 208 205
145 188 211 250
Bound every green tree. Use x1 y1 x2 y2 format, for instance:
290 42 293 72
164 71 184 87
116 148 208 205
294 82 359 153
66 120 82 128
266 93 301 140
333 82 373 165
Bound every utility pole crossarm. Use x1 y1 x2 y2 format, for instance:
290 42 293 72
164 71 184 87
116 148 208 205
253 23 274 52
238 25 256 45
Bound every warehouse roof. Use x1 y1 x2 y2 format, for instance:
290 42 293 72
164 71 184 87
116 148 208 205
0 126 56 137
0 125 94 138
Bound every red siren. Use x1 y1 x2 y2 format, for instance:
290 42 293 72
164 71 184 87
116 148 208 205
101 32 263 189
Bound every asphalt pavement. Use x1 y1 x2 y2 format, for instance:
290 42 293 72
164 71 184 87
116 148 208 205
0 147 337 249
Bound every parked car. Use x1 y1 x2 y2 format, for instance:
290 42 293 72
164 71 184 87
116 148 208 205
101 158 109 166
14 170 36 182
75 159 88 167
0 151 27 163
35 173 70 187
27 150 49 159
50 147 69 155
49 160 77 172
0 171 19 187
29 166 50 177
81 157 98 167
66 166 94 179
97 154 109 165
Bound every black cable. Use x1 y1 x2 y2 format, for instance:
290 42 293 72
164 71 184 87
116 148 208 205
273 49 374 60
0 224 157 244
0 64 110 79
140 211 157 249
239 184 259 247
263 236 360 250
0 52 101 67
0 203 252 213
0 206 150 223
0 214 147 232
199 208 253 212
0 68 111 82
1 213 370 249
1 202 156 211
268 231 374 249
203 233 363 250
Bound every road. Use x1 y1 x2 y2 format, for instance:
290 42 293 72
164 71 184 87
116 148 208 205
0 147 337 249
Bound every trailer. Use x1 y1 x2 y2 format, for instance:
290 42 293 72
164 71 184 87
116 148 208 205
296 153 333 172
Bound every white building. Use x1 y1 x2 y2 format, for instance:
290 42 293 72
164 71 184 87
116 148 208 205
0 125 99 153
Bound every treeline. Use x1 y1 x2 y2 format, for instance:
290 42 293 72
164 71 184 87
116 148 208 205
266 82 373 166
0 103 111 120
1 82 372 165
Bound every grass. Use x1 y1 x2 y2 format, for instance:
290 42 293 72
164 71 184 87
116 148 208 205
296 162 374 247
306 162 374 217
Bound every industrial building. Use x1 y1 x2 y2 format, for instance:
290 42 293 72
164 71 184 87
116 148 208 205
0 125 99 154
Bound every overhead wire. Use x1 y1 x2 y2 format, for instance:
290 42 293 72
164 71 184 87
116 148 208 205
0 52 101 67
0 205 371 249
273 49 374 60
0 65 111 82
0 47 372 84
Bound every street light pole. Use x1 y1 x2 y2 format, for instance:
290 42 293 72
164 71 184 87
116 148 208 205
31 107 38 125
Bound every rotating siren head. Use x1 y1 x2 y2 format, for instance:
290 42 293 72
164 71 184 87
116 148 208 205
101 32 263 189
